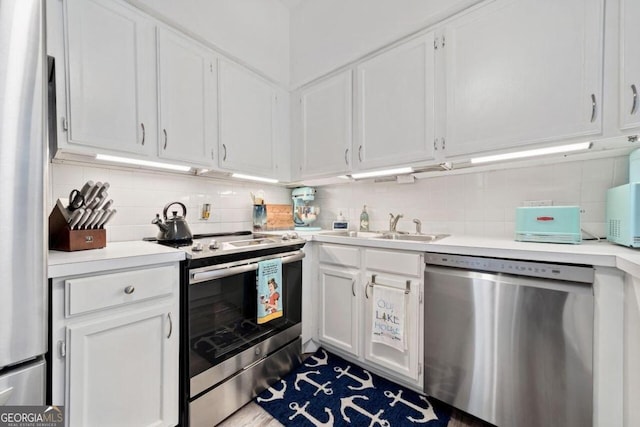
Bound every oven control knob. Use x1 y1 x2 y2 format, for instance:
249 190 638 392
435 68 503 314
192 242 203 251
281 233 290 241
290 232 299 240
209 240 220 250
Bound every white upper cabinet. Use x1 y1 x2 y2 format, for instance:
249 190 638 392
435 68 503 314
157 27 217 166
620 0 640 130
299 70 353 178
218 59 277 177
355 33 436 170
63 0 155 155
443 0 604 158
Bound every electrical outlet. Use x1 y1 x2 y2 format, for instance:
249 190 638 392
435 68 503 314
522 200 553 207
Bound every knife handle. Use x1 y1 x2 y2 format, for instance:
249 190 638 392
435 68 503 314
76 209 92 230
84 182 102 207
83 210 100 229
96 209 112 229
100 209 117 228
79 181 94 198
68 208 84 230
89 210 104 229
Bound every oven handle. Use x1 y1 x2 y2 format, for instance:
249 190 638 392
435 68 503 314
190 251 305 284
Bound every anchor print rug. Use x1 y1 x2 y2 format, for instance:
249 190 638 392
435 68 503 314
255 348 451 426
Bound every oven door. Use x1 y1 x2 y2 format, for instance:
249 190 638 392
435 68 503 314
188 250 303 397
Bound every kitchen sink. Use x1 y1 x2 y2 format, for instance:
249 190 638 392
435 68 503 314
327 230 449 242
327 231 384 238
376 233 449 242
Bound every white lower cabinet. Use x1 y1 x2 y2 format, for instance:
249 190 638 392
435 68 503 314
50 264 180 427
318 265 360 357
317 244 424 391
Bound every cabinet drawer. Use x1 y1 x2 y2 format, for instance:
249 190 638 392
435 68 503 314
319 244 360 268
65 265 176 316
365 250 422 277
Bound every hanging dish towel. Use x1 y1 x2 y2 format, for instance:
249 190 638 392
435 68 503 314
371 285 406 352
257 258 283 324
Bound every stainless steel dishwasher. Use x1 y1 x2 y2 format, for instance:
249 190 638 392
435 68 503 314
424 253 594 427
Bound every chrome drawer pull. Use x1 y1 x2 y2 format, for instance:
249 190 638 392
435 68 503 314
167 312 173 339
632 84 638 115
140 123 145 145
590 94 597 123
124 286 135 294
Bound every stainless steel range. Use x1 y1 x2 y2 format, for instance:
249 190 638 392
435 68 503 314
154 231 306 427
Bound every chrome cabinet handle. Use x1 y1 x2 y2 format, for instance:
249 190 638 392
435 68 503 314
590 94 597 123
124 285 135 294
167 312 173 339
344 148 349 166
222 144 227 161
351 280 356 297
163 129 168 150
358 145 363 162
632 84 638 115
140 123 145 146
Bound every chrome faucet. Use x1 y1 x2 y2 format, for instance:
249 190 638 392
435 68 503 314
413 218 422 234
389 213 403 232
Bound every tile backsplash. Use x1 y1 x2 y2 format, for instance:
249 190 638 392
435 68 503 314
314 155 629 239
49 163 291 242
50 154 628 242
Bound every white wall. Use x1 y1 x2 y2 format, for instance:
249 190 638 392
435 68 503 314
50 154 628 242
289 0 481 86
50 163 291 242
314 155 628 239
130 0 290 84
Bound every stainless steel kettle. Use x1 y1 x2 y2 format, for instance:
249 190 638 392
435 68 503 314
152 202 193 242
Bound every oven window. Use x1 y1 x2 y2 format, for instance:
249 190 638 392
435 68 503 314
189 260 302 377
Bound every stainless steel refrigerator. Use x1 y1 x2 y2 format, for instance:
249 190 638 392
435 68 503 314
0 0 47 405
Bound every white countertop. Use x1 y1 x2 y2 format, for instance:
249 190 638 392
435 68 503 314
48 232 640 279
48 241 185 278
313 232 640 276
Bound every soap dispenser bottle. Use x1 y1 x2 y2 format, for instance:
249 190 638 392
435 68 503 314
359 205 369 231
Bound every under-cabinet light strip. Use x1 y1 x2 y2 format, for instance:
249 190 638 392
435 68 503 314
95 154 191 172
350 167 414 180
470 142 592 164
231 173 279 184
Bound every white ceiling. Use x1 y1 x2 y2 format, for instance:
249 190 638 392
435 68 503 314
279 0 304 10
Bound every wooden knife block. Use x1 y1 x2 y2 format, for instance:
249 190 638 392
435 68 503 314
49 204 106 251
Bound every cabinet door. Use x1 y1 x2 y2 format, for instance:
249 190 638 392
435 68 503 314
64 0 155 155
157 27 216 166
318 265 360 357
356 33 436 170
620 0 640 130
363 273 422 385
300 70 353 178
443 0 603 157
219 59 277 176
66 304 178 427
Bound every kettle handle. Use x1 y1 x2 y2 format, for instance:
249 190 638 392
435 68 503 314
163 202 187 220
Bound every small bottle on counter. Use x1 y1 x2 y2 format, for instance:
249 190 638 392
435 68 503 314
359 205 369 231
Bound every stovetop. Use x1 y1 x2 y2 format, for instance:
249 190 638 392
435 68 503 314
144 231 306 260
